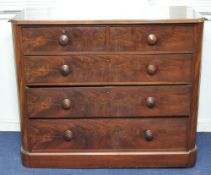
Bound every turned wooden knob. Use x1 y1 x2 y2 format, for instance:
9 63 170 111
147 34 157 45
59 31 69 46
63 129 73 141
61 98 71 110
146 97 155 108
144 130 153 141
146 64 157 75
60 64 70 76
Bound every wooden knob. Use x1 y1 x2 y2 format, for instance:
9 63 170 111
61 98 71 110
63 129 73 141
147 34 157 45
59 31 69 46
147 64 157 75
144 130 153 141
146 97 155 108
60 65 70 76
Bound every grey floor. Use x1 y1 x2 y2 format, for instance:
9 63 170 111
0 132 210 175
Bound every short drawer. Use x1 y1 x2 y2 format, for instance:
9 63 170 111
22 26 106 53
24 54 193 85
110 25 194 52
29 118 188 152
26 86 191 118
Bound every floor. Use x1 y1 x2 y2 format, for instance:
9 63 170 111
0 132 210 175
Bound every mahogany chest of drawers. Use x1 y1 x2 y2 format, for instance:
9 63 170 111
11 7 205 168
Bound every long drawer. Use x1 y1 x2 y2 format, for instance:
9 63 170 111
26 86 191 118
22 25 194 54
24 54 193 85
29 118 188 152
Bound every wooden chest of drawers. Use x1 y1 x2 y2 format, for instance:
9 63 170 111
11 6 205 168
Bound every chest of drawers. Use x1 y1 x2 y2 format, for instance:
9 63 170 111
11 6 205 168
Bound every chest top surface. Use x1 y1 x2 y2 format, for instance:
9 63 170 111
11 6 205 24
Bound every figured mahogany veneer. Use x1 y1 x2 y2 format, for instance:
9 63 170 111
22 26 107 53
21 25 194 54
109 25 194 52
29 118 188 152
26 86 191 118
24 54 193 85
11 7 205 168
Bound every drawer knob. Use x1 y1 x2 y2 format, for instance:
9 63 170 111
61 98 71 110
146 97 155 108
64 129 73 141
147 64 157 75
59 31 69 46
60 64 70 76
144 130 153 141
147 34 157 45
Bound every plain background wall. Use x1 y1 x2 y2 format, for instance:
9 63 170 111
0 14 210 131
0 18 20 131
198 21 211 131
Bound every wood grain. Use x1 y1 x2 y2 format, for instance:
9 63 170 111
21 147 197 168
26 86 191 118
29 118 188 152
22 26 107 53
188 23 204 149
110 25 194 52
24 54 193 85
11 13 204 167
22 24 194 54
12 24 30 151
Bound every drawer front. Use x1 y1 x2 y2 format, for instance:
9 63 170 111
22 26 106 53
26 86 191 118
29 118 188 152
24 54 193 85
22 25 193 54
110 25 194 52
